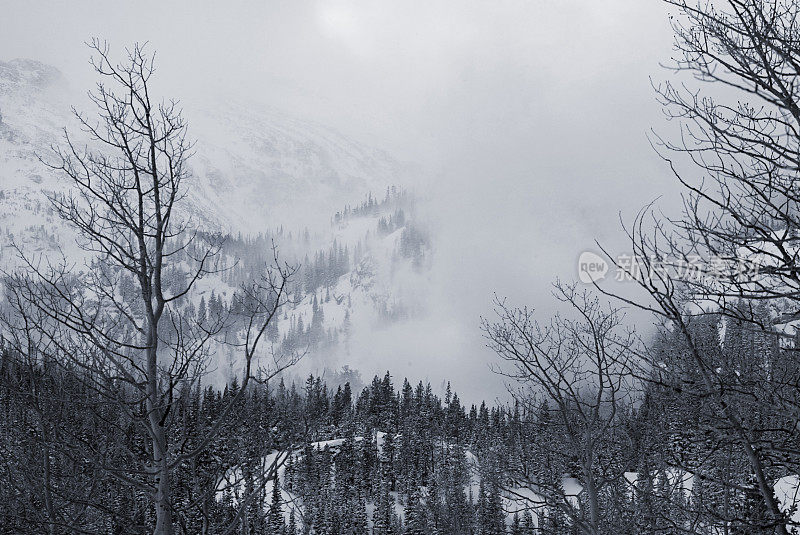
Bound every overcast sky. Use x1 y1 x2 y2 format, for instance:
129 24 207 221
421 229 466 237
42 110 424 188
2 0 684 400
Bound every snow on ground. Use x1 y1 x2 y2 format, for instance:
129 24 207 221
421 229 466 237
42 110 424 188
464 446 582 527
503 484 543 523
776 475 800 532
216 450 301 525
217 432 395 530
218 436 800 532
311 431 390 451
619 469 694 496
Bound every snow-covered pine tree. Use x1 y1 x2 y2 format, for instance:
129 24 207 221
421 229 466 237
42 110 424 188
403 485 428 535
373 478 395 535
268 474 285 533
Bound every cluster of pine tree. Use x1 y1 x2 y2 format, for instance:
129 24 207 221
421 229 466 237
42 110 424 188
377 209 407 236
298 243 352 296
0 339 555 535
3 312 797 535
334 188 411 224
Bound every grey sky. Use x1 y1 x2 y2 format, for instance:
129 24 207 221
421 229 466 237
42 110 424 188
1 0 684 400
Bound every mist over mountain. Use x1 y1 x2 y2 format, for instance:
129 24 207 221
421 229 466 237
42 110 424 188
0 58 408 233
0 57 440 391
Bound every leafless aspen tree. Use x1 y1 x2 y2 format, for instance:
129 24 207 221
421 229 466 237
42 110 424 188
484 282 637 535
1 41 298 535
595 1 800 533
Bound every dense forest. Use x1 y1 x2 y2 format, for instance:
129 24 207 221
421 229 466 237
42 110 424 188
2 303 796 535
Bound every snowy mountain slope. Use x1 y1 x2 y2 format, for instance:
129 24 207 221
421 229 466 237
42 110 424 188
205 190 431 381
0 58 406 256
0 58 430 386
0 59 86 263
185 96 406 231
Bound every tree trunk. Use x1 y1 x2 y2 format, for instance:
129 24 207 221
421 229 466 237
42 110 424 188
41 436 56 535
147 322 174 535
152 426 174 535
582 453 600 535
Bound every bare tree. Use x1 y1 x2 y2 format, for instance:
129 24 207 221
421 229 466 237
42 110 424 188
1 41 297 535
484 282 637 535
594 1 800 533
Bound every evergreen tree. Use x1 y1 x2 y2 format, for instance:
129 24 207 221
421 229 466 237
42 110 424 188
287 507 298 535
510 512 523 535
268 474 285 534
373 478 395 535
404 486 428 535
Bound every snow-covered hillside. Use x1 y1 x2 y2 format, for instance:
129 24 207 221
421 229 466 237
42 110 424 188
0 59 428 379
185 96 407 231
0 58 407 255
203 189 432 382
